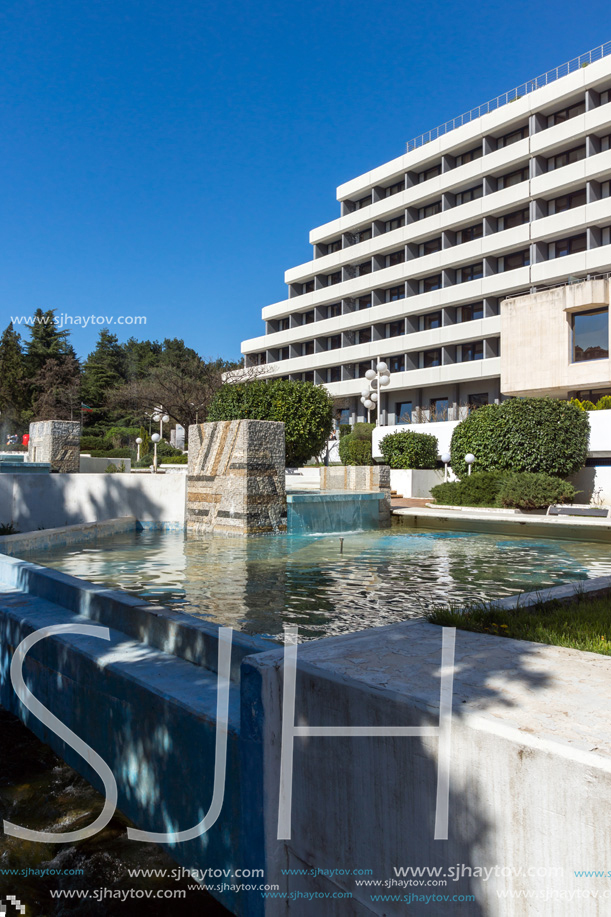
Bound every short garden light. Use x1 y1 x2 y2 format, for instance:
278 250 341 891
151 433 161 473
465 453 475 476
441 452 451 481
135 437 143 462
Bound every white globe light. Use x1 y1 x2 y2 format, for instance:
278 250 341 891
370 392 379 402
152 413 161 422
365 369 376 380
441 452 451 464
369 377 379 389
162 414 170 423
361 388 371 398
364 400 375 410
151 433 161 443
135 437 143 445
465 453 475 464
360 396 367 405
379 376 391 387
376 362 388 373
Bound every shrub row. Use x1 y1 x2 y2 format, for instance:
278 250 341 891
570 395 611 411
431 471 576 510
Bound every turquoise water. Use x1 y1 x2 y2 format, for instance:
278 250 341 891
26 525 611 641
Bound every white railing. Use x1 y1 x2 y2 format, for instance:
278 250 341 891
406 41 611 153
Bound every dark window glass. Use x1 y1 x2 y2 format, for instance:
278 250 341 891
455 146 482 166
328 271 341 285
304 340 314 355
469 393 488 410
396 401 412 424
503 250 530 270
418 200 442 220
388 320 405 337
424 349 441 368
456 223 483 244
502 208 530 229
388 286 405 301
502 166 528 188
358 296 372 309
424 311 442 330
497 125 528 147
419 237 442 256
460 302 484 322
573 308 609 362
459 262 483 283
278 317 290 331
280 347 289 360
328 335 341 350
553 189 586 213
357 260 372 276
358 361 372 376
354 195 372 210
421 274 442 293
385 215 405 232
548 101 585 126
327 239 342 253
385 180 404 197
339 408 351 424
357 227 372 242
303 280 315 294
304 371 314 382
254 352 266 365
389 355 405 372
327 302 342 318
304 310 315 324
548 145 586 171
554 234 587 258
328 366 341 382
418 164 441 182
357 328 371 344
455 184 483 205
387 249 405 266
430 397 448 419
462 341 484 362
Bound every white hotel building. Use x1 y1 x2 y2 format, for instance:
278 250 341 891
239 45 611 428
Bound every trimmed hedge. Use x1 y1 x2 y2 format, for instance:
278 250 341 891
161 455 188 464
571 395 611 411
379 430 438 469
208 379 334 467
450 398 589 478
431 471 576 510
338 423 375 466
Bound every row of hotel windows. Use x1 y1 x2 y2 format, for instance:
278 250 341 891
313 146 611 267
393 393 490 424
341 91 609 215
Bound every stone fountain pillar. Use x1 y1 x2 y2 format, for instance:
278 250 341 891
27 420 81 472
186 420 287 535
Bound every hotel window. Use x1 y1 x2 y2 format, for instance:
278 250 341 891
327 239 342 253
327 302 342 318
457 262 483 283
384 179 404 197
469 393 488 410
328 366 341 383
385 214 405 232
304 310 315 324
497 125 528 148
501 249 530 271
254 352 266 365
358 295 372 309
550 233 587 258
547 100 585 127
430 396 449 419
357 260 372 276
455 223 483 244
547 145 586 171
386 249 405 267
387 285 406 301
278 317 290 331
339 408 351 425
280 347 290 360
418 237 442 256
356 227 372 242
602 89 611 105
327 335 341 350
455 184 483 205
420 274 442 293
304 340 314 355
498 165 528 189
357 328 371 344
354 194 372 210
459 301 484 322
498 207 529 230
461 341 484 362
327 271 341 285
358 361 372 376
303 280 315 294
573 308 609 362
550 189 586 213
396 401 412 424
388 320 405 337
304 371 314 382
418 163 441 182
424 311 442 331
423 349 442 368
418 200 442 220
455 145 482 167
389 355 405 372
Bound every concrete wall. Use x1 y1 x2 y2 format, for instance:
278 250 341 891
0 473 186 531
79 455 132 473
390 467 445 498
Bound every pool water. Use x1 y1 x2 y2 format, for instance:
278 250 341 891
26 524 611 641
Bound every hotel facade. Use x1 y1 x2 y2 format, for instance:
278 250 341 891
239 45 611 427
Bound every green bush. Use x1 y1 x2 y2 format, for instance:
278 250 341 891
104 462 126 474
450 398 589 478
596 395 611 411
431 472 505 507
160 455 188 464
208 379 334 467
570 396 611 411
498 472 575 510
580 399 596 411
379 430 438 469
350 422 375 441
339 438 372 466
87 448 134 459
339 424 352 438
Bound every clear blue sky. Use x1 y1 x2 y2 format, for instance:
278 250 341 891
0 0 607 360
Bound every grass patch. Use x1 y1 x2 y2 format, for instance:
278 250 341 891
427 590 611 655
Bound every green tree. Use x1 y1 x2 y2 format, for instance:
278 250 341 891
25 309 76 374
81 330 127 418
0 323 27 431
24 309 81 422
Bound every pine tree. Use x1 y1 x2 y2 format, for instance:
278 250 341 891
24 309 81 422
0 323 27 431
81 330 127 407
25 308 76 375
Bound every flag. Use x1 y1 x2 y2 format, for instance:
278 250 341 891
81 403 93 413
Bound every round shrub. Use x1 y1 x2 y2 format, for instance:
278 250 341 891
338 437 372 466
339 424 352 438
580 400 596 411
379 430 438 469
207 379 334 467
596 395 611 411
498 472 575 510
431 472 504 507
450 398 589 478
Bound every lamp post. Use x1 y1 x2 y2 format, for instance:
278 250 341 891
151 433 161 473
135 437 143 462
360 362 391 426
153 410 170 440
465 453 475 476
441 452 451 482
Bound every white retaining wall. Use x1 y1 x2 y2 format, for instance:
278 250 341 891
0 473 187 531
79 455 132 473
390 468 446 498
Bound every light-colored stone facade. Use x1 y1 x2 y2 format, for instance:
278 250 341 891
501 279 611 398
186 420 287 535
320 464 391 526
28 420 81 473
